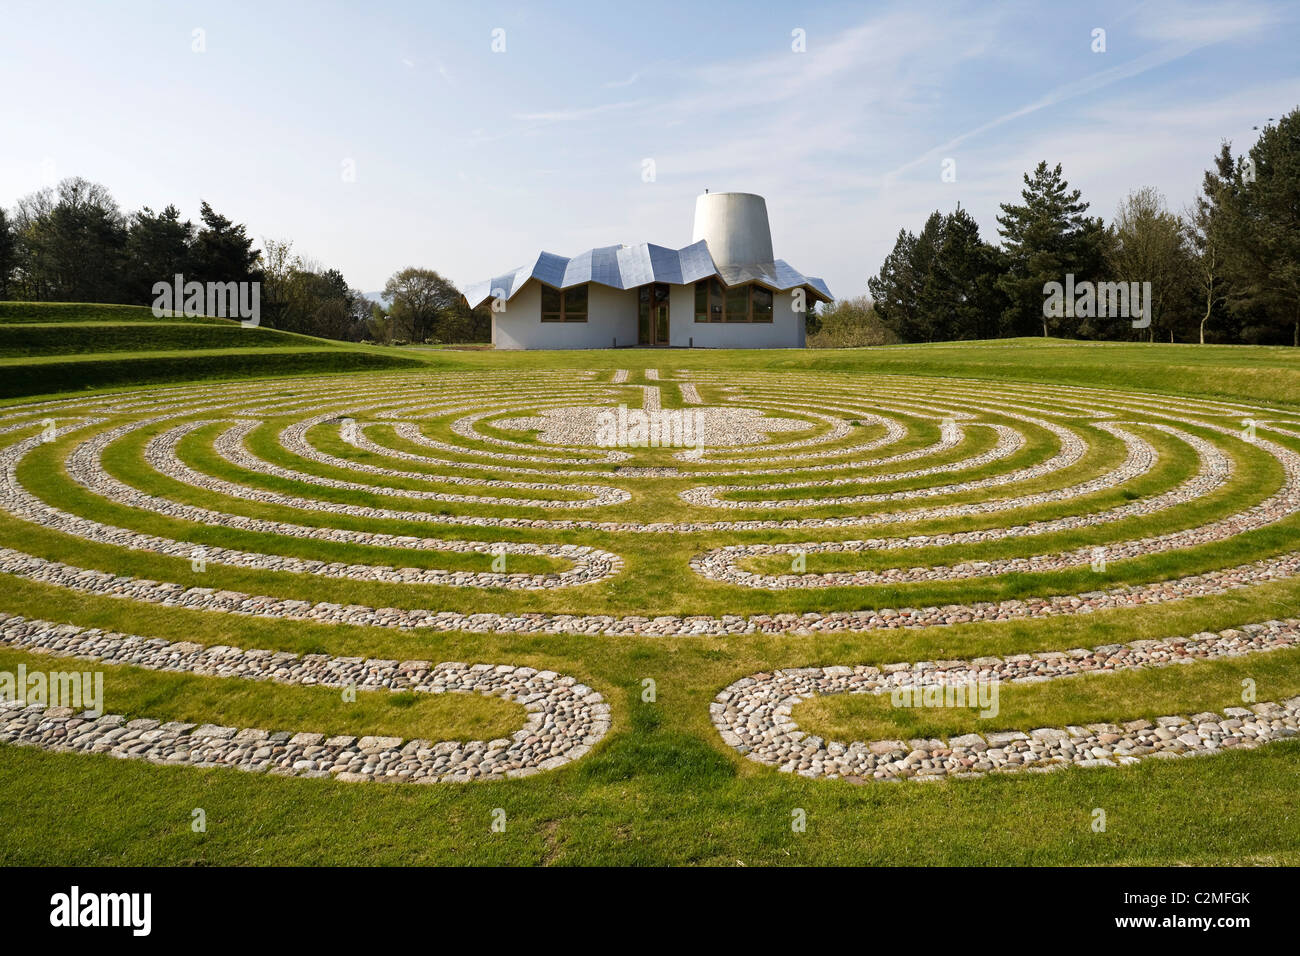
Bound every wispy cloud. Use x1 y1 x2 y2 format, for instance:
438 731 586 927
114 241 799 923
883 6 1275 183
512 99 646 123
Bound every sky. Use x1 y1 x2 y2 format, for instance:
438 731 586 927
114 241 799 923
1 0 1298 299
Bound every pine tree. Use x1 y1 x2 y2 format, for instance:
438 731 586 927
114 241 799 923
868 227 921 339
125 205 194 302
1221 109 1300 345
933 206 1007 340
869 208 1006 342
190 201 262 285
996 161 1105 337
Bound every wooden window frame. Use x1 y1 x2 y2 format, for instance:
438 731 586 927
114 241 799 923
540 283 589 323
694 279 778 323
723 283 750 323
751 284 774 323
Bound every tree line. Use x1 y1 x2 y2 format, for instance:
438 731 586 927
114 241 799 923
6 108 1296 349
0 178 490 344
867 106 1300 346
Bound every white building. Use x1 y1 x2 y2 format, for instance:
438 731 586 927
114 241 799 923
461 192 832 349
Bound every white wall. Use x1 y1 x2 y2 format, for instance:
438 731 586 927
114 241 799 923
491 280 639 350
670 287 806 348
492 280 807 349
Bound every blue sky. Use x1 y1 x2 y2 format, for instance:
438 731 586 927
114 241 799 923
2 0 1297 298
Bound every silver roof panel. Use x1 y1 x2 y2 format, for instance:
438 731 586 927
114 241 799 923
462 241 831 308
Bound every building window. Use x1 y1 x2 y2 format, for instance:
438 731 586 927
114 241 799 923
723 284 749 322
694 278 725 322
694 280 777 323
541 283 588 322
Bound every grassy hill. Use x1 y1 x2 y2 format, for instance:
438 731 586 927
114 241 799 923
0 302 422 398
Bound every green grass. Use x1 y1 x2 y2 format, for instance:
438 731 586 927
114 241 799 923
2 319 1300 866
0 321 318 356
0 646 525 742
0 302 239 324
0 302 421 398
796 647 1300 741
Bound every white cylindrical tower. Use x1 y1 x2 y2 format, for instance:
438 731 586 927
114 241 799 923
691 192 774 267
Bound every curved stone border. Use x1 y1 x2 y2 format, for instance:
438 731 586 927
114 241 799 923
681 412 1083 508
668 408 912 467
4 372 1299 633
206 419 633 508
376 416 934 479
56 376 1282 537
712 618 1300 780
127 419 1110 534
377 420 632 467
691 423 1249 587
372 393 637 465
0 612 609 782
2 537 1298 634
50 414 1262 597
6 424 623 590
497 403 813 449
279 414 634 505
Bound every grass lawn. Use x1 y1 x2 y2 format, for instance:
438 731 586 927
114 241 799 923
2 303 1299 866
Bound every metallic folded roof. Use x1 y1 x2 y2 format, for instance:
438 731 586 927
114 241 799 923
460 240 832 309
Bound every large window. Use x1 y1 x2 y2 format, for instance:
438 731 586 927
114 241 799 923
541 283 588 322
694 277 724 322
694 279 774 323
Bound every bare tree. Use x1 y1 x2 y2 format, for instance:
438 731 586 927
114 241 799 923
1109 187 1190 342
1183 199 1225 345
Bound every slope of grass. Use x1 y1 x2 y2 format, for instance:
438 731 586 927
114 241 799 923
0 302 421 398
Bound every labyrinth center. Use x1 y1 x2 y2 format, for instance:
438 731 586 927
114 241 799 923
3 367 1300 783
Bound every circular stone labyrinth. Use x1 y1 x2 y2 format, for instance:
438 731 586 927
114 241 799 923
1 366 1299 784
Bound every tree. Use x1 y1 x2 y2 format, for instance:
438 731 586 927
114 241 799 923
868 207 1005 342
190 201 261 285
868 227 922 339
1108 187 1191 342
258 237 297 329
1217 108 1300 346
383 267 463 343
258 238 365 337
932 205 1007 340
125 205 194 302
366 301 394 344
1185 155 1232 344
0 207 14 299
11 177 129 302
996 161 1107 337
806 295 897 347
